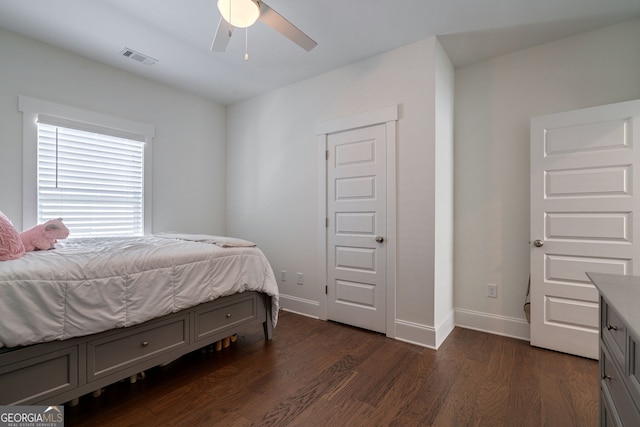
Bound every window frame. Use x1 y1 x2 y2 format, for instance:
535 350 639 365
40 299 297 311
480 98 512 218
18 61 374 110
19 95 155 235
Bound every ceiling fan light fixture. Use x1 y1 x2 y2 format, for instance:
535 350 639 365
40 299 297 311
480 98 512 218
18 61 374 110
217 0 260 28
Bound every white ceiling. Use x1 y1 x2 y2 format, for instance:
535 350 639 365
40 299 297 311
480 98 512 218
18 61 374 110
1 0 639 105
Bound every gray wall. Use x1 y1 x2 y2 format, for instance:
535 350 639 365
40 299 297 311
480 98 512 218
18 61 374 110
0 29 227 235
226 37 455 347
454 19 640 338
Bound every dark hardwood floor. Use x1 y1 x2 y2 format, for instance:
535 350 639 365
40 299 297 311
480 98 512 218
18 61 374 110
65 311 598 426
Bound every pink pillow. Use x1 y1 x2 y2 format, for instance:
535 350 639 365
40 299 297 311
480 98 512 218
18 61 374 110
0 211 25 261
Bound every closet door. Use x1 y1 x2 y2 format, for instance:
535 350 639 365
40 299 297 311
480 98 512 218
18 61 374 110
530 99 640 358
326 123 388 333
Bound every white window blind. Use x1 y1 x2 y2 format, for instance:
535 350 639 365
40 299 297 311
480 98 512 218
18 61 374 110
37 121 145 237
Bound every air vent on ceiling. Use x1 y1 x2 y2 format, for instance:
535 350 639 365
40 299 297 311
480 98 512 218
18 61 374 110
120 48 158 66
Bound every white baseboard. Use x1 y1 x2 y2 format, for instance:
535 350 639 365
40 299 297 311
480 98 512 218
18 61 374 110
394 310 455 350
435 310 456 348
394 319 436 349
278 293 320 319
277 297 529 346
454 308 530 341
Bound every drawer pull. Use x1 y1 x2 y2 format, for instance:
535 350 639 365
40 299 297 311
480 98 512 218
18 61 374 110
226 313 232 318
607 324 618 331
603 374 612 381
141 341 149 347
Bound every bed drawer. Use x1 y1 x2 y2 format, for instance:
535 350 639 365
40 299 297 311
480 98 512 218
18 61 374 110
194 293 258 341
87 314 189 381
0 346 78 405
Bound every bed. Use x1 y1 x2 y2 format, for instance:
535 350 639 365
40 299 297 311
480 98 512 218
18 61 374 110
0 234 279 405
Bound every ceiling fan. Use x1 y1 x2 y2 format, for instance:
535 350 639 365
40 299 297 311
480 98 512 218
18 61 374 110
210 0 317 53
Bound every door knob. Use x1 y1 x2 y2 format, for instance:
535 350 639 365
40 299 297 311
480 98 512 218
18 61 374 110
375 236 384 243
533 240 544 247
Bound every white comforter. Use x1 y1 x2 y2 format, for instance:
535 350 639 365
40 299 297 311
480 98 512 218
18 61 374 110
0 235 279 348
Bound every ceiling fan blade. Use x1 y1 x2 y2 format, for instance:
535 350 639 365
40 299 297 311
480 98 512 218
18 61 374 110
258 1 317 52
210 17 234 52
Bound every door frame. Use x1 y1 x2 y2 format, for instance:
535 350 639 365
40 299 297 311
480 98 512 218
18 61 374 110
316 105 398 337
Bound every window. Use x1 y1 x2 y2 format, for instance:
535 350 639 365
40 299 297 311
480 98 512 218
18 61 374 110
20 96 154 237
37 121 144 237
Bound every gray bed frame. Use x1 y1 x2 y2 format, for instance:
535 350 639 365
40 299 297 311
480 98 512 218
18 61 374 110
0 291 273 405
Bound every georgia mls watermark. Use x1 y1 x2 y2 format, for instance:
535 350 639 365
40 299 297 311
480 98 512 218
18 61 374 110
0 406 64 427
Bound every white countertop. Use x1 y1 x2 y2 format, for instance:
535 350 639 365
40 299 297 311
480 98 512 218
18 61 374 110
587 272 640 339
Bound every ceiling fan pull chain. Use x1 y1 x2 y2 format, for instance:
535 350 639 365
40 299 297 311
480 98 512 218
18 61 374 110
229 0 234 39
245 27 249 61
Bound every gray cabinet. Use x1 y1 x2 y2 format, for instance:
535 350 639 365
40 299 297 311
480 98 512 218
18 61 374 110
588 273 640 426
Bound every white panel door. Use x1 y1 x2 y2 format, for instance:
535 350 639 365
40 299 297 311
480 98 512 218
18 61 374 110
327 124 387 333
530 99 640 359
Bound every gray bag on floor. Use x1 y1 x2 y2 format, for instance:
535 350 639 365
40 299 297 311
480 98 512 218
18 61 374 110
524 276 531 323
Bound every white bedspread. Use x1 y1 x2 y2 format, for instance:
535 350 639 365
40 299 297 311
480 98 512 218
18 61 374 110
0 235 279 348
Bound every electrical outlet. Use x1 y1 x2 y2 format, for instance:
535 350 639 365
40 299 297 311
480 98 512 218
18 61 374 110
281 270 286 282
297 272 304 285
487 283 498 298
